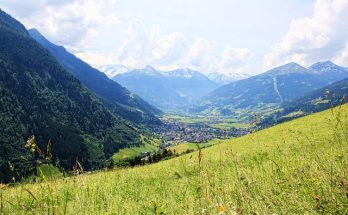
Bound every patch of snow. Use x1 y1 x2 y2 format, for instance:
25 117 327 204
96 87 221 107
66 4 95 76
96 64 130 78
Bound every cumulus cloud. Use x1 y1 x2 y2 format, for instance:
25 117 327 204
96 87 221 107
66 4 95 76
74 52 118 66
185 38 216 70
264 0 348 69
219 46 253 74
117 20 189 68
1 1 254 75
334 42 348 65
2 0 119 51
116 20 253 74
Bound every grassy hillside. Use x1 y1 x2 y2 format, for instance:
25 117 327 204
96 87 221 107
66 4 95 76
1 105 348 214
168 139 225 154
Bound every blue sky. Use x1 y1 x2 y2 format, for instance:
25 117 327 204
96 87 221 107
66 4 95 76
2 0 348 75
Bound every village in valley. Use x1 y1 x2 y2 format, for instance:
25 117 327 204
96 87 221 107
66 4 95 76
154 117 250 149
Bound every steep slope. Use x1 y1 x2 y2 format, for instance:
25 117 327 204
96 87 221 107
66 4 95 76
0 10 142 182
29 29 161 126
264 76 348 124
3 104 348 214
194 62 348 118
114 66 218 111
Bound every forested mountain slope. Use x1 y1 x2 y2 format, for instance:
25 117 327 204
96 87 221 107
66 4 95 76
29 29 161 126
0 10 142 182
263 76 348 124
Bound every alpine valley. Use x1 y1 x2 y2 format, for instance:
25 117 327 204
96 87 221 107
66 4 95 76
111 66 219 112
1 5 348 215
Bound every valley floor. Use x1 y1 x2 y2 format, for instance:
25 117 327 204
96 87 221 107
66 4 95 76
1 105 348 214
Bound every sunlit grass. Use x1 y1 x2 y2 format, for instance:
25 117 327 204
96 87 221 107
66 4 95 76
112 142 157 162
169 139 226 154
1 105 348 214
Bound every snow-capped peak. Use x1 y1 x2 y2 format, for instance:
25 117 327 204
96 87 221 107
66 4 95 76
96 64 129 78
207 72 249 85
309 61 345 74
165 68 198 78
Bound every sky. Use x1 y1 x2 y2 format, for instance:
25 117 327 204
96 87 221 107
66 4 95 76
1 0 348 75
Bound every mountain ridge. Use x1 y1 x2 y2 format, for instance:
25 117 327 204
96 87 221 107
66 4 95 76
192 61 348 118
113 66 219 111
263 75 348 125
29 28 161 126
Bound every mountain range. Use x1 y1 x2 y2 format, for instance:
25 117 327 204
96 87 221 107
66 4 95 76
112 66 219 111
28 29 161 126
192 61 348 119
263 75 348 125
207 72 250 85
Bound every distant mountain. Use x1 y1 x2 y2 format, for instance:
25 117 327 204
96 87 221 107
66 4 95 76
207 72 249 85
97 64 130 78
193 62 348 118
263 76 348 125
0 10 144 182
310 61 348 83
113 66 219 111
29 29 161 126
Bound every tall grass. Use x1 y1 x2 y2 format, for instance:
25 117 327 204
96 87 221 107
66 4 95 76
0 105 348 214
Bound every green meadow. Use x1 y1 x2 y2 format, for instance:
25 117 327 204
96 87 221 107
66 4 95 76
169 139 226 154
1 105 348 214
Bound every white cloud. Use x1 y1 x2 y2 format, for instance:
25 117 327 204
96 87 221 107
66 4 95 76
2 0 119 51
334 42 348 65
2 1 254 75
75 52 117 66
117 19 151 67
219 46 253 74
117 20 189 68
115 20 253 74
264 0 348 69
185 38 216 70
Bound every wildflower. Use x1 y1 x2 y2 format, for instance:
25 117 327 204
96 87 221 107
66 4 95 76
217 205 225 214
201 208 207 214
25 135 37 152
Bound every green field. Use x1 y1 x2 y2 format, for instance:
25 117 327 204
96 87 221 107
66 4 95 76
1 105 348 214
210 122 249 130
162 114 212 124
112 135 161 162
112 143 158 162
169 139 227 154
162 114 249 130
